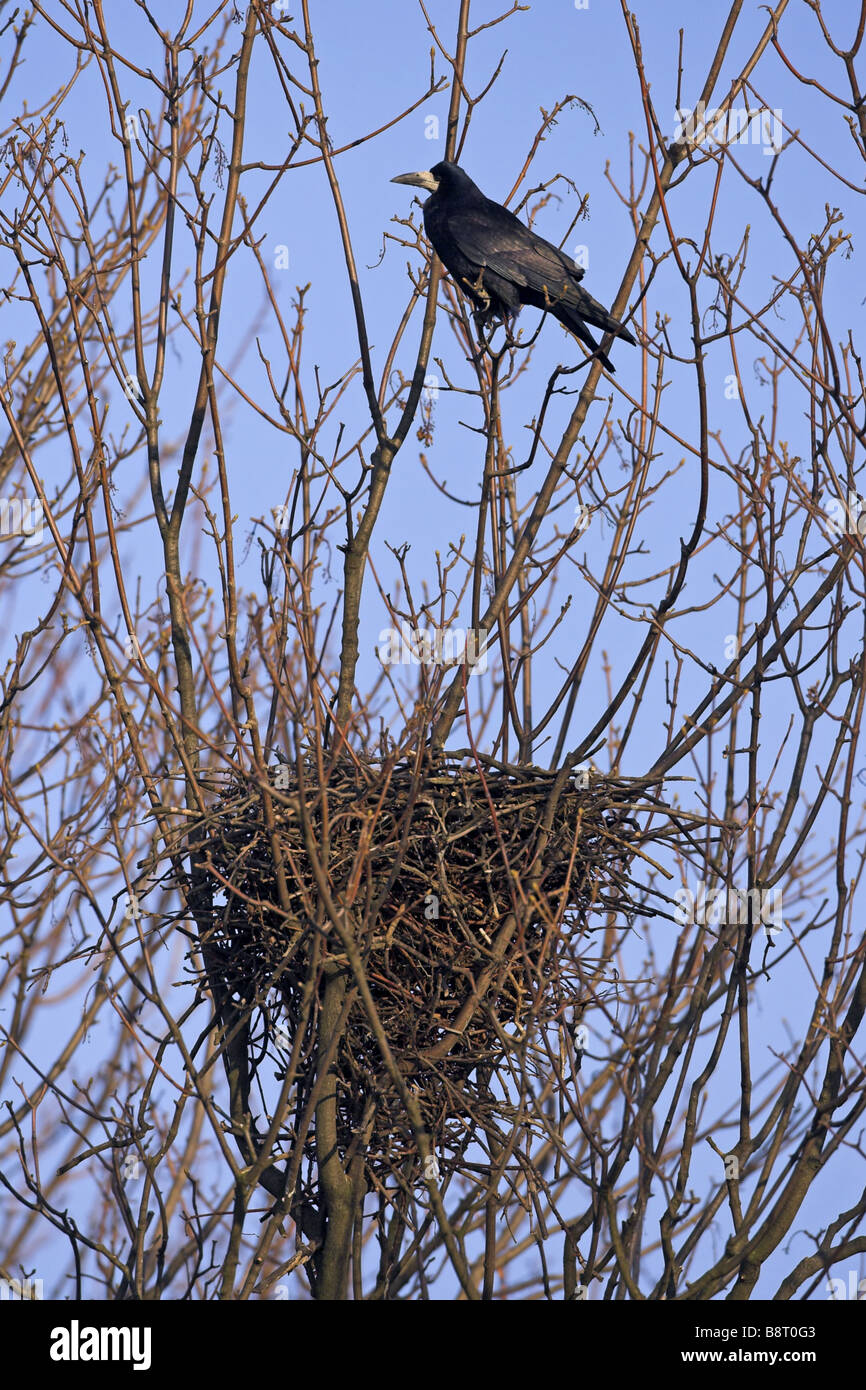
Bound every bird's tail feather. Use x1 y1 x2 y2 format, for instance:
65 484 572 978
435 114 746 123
552 298 635 371
574 289 637 344
552 304 614 371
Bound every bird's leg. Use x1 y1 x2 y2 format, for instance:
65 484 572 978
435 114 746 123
464 272 497 340
465 268 490 307
472 305 496 338
470 302 501 358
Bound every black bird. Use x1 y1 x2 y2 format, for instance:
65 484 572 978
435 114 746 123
392 161 636 371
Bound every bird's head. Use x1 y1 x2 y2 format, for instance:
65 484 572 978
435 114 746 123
391 168 441 194
391 161 475 198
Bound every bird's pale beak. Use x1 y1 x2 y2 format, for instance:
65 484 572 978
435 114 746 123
391 170 439 193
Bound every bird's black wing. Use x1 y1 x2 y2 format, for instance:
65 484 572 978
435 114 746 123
440 196 636 358
445 202 585 294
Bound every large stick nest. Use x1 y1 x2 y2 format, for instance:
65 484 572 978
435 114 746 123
193 755 680 1183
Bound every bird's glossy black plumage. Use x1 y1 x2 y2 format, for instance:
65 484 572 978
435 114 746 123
392 161 636 371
